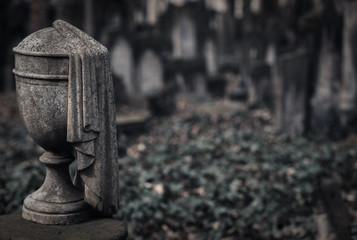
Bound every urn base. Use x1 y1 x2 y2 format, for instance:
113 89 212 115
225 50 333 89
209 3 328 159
22 200 91 225
22 152 92 225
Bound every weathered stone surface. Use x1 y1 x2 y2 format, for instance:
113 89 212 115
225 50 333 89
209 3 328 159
0 211 127 240
13 20 121 225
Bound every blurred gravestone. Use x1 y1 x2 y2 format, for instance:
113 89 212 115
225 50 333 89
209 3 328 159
203 39 218 76
146 0 159 25
311 34 341 137
111 37 135 95
339 0 357 125
275 50 311 136
137 49 164 96
175 73 187 92
193 73 207 98
248 62 272 107
172 14 197 59
216 11 236 66
265 44 277 67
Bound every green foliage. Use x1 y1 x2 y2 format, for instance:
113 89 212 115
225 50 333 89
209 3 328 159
1 107 356 239
0 125 45 214
116 110 357 239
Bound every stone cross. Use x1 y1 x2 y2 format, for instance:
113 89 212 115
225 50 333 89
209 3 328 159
13 20 120 225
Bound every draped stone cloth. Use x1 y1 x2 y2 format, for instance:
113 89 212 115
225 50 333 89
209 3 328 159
53 20 119 216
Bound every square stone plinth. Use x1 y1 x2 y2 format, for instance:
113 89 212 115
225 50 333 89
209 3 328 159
0 212 127 240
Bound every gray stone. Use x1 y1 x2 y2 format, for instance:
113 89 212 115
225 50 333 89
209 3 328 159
137 49 164 96
215 12 236 66
111 38 135 95
203 39 218 76
339 1 357 123
172 14 197 59
0 211 127 240
275 50 311 136
311 34 341 136
193 73 207 98
13 20 120 225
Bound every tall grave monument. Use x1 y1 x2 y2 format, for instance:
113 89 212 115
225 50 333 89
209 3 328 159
8 19 125 237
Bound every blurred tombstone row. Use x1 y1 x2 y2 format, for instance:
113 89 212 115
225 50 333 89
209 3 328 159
1 0 357 137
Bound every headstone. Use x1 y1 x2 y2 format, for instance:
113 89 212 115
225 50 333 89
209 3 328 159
193 73 207 98
216 12 235 66
13 20 122 227
339 1 357 124
172 14 197 59
137 49 164 96
311 34 341 136
203 39 218 76
176 73 187 92
265 44 277 67
275 50 312 136
111 37 135 95
146 0 159 25
205 0 228 13
250 0 261 14
248 62 272 107
234 0 244 19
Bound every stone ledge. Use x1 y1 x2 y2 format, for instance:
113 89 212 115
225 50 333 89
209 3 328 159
0 211 127 240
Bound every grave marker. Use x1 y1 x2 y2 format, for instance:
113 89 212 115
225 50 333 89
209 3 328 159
137 49 164 96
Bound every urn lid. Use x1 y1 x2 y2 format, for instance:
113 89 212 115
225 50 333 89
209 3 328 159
13 27 72 57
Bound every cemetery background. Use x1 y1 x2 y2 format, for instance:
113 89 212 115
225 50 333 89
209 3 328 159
1 0 357 239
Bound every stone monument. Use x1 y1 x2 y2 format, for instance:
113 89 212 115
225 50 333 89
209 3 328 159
12 20 120 225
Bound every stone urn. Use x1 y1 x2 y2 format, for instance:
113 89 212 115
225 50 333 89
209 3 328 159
13 27 92 225
14 20 120 225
